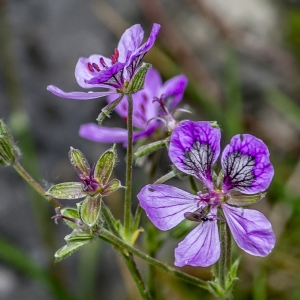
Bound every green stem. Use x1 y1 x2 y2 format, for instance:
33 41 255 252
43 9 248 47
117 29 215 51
102 203 151 299
122 254 152 300
218 219 232 289
124 93 134 240
132 204 143 233
13 161 62 208
154 170 175 184
99 229 209 290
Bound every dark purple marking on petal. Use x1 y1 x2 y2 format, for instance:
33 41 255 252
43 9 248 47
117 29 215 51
174 221 220 267
169 121 221 190
137 184 199 231
222 204 275 256
221 134 274 194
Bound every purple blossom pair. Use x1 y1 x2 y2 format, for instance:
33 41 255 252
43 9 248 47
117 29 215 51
47 23 160 100
138 121 275 267
79 68 188 145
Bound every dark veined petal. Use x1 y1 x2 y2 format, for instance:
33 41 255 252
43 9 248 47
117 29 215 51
222 204 275 256
169 121 221 190
79 124 129 144
174 221 220 267
47 85 116 100
137 184 199 231
221 134 274 194
160 74 188 111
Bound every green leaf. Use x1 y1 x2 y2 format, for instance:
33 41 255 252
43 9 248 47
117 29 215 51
68 147 90 176
79 195 102 227
65 229 93 243
54 241 90 262
226 191 265 206
225 257 240 291
127 63 151 94
102 179 122 196
94 145 117 184
46 182 85 199
134 138 168 162
60 207 80 229
96 95 124 126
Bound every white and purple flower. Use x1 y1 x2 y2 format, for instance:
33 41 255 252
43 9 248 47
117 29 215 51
137 120 275 267
47 23 160 100
79 68 188 145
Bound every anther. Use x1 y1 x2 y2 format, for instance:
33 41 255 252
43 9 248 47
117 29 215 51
87 62 94 72
100 57 108 69
92 63 100 72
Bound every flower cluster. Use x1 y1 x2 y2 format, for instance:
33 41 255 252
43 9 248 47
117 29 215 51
137 121 275 267
47 22 276 270
79 68 188 145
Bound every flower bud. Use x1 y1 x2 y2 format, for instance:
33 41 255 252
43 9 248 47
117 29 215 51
0 120 21 166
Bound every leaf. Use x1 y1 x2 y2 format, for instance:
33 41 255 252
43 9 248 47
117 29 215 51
127 63 151 94
102 179 122 196
68 147 91 177
46 182 85 199
226 191 265 207
94 145 117 184
79 195 102 227
54 241 90 262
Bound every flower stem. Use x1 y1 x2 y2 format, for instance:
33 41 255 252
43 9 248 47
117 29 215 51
154 170 175 184
102 203 151 299
218 219 232 289
124 93 134 240
99 229 209 290
13 161 62 208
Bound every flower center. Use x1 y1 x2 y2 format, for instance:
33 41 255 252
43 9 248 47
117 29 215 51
87 48 119 73
197 189 224 206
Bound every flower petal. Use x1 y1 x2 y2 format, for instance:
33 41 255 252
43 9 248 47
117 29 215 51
79 124 129 144
117 24 144 62
137 184 199 230
47 85 116 100
161 74 188 110
221 134 274 194
169 121 221 190
126 23 161 79
174 221 220 267
222 204 275 256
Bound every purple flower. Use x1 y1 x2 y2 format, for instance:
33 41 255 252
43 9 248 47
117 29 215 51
47 24 161 100
79 68 188 145
137 121 275 267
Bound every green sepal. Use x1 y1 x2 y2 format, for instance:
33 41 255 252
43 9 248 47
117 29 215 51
46 182 85 199
60 207 80 229
94 145 117 184
127 63 151 94
208 258 240 298
65 229 93 243
97 95 124 126
101 179 122 196
68 147 90 176
54 241 90 262
0 120 21 166
134 138 169 163
79 195 102 227
226 191 265 207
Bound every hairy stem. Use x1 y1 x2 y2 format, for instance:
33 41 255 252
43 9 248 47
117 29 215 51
124 93 134 240
13 161 62 208
99 229 209 290
218 219 232 290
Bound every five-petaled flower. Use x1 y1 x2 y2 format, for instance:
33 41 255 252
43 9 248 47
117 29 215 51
137 120 275 267
79 68 188 146
47 23 160 100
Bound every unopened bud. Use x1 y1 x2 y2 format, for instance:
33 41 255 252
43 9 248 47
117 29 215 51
0 120 21 166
